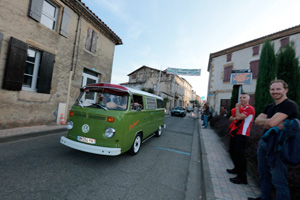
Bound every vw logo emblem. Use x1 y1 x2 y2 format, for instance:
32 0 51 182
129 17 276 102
82 124 90 133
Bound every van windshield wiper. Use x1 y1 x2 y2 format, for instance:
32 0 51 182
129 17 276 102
92 103 108 111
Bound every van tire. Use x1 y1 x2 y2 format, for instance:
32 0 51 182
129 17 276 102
155 126 162 137
129 133 142 155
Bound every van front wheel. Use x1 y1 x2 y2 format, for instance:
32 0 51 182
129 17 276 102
155 126 162 137
129 134 142 155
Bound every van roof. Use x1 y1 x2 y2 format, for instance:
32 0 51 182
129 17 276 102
83 83 163 100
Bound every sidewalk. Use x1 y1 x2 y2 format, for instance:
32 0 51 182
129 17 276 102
200 123 261 200
0 124 66 143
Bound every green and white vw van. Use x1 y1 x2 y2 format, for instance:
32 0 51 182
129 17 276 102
60 83 165 156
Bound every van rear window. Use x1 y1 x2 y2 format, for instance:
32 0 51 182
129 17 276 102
157 99 164 109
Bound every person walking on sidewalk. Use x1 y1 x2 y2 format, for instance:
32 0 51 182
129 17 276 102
202 102 210 128
193 106 199 120
227 93 255 184
249 80 299 200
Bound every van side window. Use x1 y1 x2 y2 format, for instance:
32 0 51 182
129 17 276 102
131 95 144 111
157 99 164 109
146 97 156 110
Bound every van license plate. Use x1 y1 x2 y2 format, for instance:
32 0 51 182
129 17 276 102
77 136 96 144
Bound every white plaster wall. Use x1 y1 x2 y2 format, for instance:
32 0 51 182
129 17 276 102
209 32 300 114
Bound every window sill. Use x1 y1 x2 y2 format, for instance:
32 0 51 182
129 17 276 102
18 90 50 102
83 48 97 56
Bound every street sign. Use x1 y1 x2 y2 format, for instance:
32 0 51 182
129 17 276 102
230 69 252 85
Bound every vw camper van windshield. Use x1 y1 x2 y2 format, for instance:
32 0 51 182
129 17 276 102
75 88 129 111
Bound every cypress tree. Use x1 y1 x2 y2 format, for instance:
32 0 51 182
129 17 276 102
276 42 300 108
254 39 277 116
228 85 242 117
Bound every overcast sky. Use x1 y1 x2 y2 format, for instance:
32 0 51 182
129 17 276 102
82 0 300 99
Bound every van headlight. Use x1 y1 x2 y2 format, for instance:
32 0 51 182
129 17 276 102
66 121 73 130
105 127 115 138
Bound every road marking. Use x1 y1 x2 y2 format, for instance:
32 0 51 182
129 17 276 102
155 147 191 156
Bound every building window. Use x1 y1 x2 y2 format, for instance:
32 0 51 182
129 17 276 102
132 73 136 79
226 53 232 62
250 60 259 79
85 28 98 53
220 99 230 114
252 45 260 56
40 0 58 30
81 68 99 103
223 65 233 82
280 37 289 47
29 0 71 37
153 84 157 92
3 37 55 94
23 48 41 91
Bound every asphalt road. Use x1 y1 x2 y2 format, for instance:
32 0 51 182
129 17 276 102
0 113 198 200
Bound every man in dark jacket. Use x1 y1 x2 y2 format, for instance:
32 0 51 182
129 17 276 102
249 80 299 200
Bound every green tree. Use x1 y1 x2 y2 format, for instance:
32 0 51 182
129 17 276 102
228 85 242 117
276 42 300 106
254 39 277 116
141 88 154 94
190 100 200 107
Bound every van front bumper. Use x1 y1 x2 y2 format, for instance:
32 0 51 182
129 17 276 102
60 136 121 156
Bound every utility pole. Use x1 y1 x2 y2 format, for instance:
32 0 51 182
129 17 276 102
171 74 175 110
157 65 162 96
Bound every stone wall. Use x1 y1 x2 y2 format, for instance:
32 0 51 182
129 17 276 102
0 0 119 129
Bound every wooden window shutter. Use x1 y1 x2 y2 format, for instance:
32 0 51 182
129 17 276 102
226 53 232 62
252 46 260 56
60 7 71 38
91 31 98 53
85 28 93 51
3 37 28 91
250 60 259 79
37 51 55 94
280 37 289 47
29 0 43 22
223 65 233 82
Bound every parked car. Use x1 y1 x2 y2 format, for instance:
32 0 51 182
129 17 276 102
185 107 193 112
171 106 186 117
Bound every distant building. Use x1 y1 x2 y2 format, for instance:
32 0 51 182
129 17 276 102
207 25 300 115
121 65 195 112
0 0 122 129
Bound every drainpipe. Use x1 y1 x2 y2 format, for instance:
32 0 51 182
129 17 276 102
65 14 80 117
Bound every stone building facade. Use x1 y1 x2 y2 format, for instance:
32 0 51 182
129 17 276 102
0 0 122 129
207 25 300 115
121 65 195 112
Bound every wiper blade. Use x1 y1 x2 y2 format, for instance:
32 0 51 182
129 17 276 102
92 103 108 111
